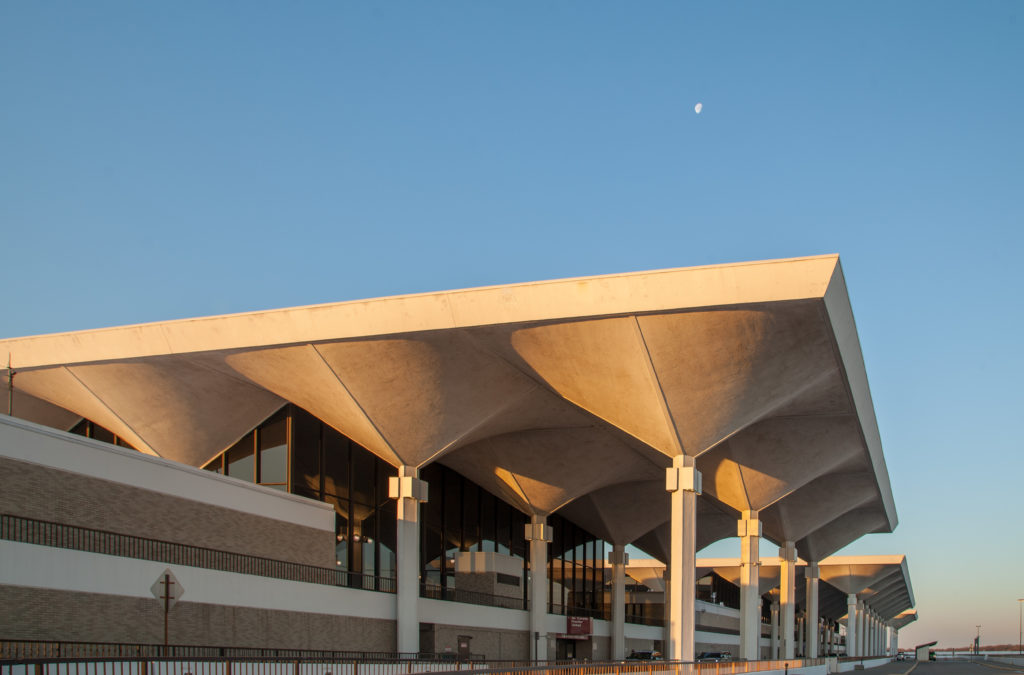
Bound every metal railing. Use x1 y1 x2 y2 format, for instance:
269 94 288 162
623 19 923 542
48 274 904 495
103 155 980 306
0 654 831 675
0 641 476 661
0 514 395 594
420 583 526 610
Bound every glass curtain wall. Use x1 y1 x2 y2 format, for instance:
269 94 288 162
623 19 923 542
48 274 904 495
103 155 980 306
197 404 608 609
419 463 529 605
548 516 607 618
201 405 398 589
69 419 136 449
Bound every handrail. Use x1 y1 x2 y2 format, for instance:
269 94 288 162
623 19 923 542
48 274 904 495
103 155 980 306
0 513 395 593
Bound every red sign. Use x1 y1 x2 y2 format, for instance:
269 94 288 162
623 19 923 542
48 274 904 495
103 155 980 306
566 616 592 635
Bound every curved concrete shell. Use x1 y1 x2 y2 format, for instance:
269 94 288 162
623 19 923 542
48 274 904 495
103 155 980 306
0 255 897 560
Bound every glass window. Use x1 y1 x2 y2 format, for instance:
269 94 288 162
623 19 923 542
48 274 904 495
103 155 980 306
358 507 376 576
480 490 496 553
291 407 321 496
495 500 511 555
90 424 115 444
350 441 375 505
462 482 479 552
323 426 350 500
325 494 350 570
226 432 255 481
258 411 288 485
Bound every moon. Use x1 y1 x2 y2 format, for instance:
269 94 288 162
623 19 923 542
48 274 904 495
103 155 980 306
695 102 703 114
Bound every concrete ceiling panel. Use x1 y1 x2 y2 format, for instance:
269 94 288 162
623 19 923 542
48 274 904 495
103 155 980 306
67 356 286 466
313 332 543 467
818 557 903 595
2 374 81 431
508 317 684 456
226 344 400 466
759 471 877 546
13 367 159 455
441 427 662 515
698 415 863 512
555 480 670 546
635 302 839 456
799 506 891 563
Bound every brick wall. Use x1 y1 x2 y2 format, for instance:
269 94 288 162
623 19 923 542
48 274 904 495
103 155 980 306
0 586 394 651
428 623 529 660
0 456 334 567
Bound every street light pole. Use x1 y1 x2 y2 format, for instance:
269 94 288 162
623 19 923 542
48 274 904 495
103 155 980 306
1017 599 1023 655
976 625 981 656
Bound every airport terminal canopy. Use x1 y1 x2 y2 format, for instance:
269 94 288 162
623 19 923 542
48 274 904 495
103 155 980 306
0 255 897 559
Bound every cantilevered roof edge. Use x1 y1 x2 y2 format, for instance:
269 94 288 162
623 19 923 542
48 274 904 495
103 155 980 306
822 260 898 533
2 255 841 369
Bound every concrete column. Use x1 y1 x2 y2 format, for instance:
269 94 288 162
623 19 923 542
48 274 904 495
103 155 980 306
609 544 628 660
770 596 780 659
825 620 833 656
525 514 552 661
665 454 701 661
389 466 428 655
797 615 805 656
846 594 858 657
891 627 899 656
805 562 820 658
738 510 761 661
779 542 797 658
857 602 866 657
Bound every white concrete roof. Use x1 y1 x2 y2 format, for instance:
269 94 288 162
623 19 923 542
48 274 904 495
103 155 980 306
0 255 896 559
628 554 914 623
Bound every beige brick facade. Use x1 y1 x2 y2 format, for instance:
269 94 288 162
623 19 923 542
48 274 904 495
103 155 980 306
0 586 395 652
0 456 334 567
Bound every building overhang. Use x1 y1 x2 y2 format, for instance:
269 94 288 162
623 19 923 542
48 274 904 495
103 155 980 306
1 255 896 551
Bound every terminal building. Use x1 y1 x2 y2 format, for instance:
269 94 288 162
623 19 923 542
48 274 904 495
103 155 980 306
0 256 915 660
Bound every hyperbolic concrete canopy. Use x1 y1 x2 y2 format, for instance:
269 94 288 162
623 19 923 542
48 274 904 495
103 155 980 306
627 555 914 623
0 255 896 558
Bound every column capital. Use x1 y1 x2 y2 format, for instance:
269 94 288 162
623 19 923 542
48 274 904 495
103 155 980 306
608 547 629 566
388 470 428 503
806 562 820 579
738 517 762 538
666 455 702 494
779 541 797 562
525 518 553 542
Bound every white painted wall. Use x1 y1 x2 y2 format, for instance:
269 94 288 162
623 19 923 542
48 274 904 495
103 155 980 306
0 415 334 531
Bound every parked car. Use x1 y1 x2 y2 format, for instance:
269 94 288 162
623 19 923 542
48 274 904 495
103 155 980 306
697 652 731 662
627 651 663 660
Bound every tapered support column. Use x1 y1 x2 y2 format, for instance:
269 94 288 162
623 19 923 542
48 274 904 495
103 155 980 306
770 596 780 659
666 454 701 661
610 544 628 660
738 510 761 661
389 466 428 655
846 594 858 657
779 542 797 658
526 514 552 661
805 563 820 658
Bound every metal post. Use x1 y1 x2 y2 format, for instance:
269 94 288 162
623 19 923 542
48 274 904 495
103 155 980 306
1018 598 1023 655
163 573 170 649
6 355 13 416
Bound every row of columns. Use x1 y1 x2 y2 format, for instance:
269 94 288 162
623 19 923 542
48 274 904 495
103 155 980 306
390 462 893 661
846 596 895 657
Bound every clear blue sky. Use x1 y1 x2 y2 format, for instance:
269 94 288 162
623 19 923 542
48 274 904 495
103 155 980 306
2 1 1022 649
